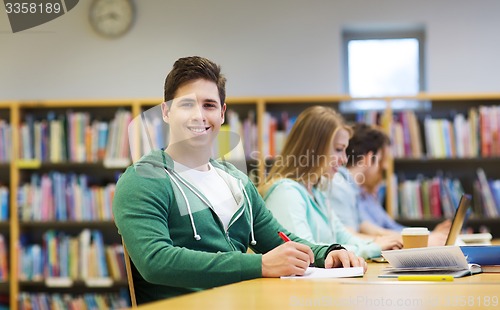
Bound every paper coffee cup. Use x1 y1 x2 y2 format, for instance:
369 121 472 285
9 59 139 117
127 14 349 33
401 227 429 249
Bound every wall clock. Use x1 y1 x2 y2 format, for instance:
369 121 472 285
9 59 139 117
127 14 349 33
89 0 135 38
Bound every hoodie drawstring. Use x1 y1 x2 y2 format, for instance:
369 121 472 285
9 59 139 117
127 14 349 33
165 169 201 241
165 167 257 246
241 181 257 246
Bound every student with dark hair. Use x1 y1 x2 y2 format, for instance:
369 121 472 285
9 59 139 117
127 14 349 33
328 123 450 244
112 56 366 305
259 106 402 260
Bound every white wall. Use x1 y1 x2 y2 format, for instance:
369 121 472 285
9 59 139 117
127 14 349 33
1 0 499 100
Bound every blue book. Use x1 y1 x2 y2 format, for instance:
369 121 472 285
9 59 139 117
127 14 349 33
66 173 76 220
31 244 42 280
58 232 69 278
489 180 500 214
58 173 68 221
0 187 8 220
461 245 500 266
92 230 109 277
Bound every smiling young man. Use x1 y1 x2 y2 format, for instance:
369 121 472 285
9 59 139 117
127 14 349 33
112 56 366 305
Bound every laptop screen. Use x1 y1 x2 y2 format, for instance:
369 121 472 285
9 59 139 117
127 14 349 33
445 194 472 246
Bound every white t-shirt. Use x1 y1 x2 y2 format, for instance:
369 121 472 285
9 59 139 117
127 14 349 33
174 161 239 230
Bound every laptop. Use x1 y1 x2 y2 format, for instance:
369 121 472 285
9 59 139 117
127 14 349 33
369 193 471 263
445 193 472 246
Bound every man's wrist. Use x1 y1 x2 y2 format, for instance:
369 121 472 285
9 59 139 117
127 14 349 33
324 243 346 260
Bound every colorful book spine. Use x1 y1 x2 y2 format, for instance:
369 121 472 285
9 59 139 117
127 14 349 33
18 172 116 221
397 175 464 219
18 292 129 309
0 234 7 281
0 186 8 221
0 119 12 162
476 168 499 218
18 110 135 164
420 105 500 159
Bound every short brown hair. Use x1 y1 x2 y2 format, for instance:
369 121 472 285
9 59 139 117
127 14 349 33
346 123 390 166
164 56 226 104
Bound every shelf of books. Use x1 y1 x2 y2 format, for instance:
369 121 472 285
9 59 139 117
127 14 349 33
387 94 500 237
261 96 352 157
9 101 135 310
0 103 11 310
222 98 260 183
0 94 499 309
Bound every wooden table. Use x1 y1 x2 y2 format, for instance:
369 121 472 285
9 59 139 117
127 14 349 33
135 263 500 310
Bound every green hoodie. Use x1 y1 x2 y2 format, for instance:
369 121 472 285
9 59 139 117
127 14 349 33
113 150 340 304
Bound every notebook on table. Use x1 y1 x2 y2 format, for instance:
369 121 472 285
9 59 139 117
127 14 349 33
379 245 481 278
281 267 364 279
379 194 481 278
368 193 472 264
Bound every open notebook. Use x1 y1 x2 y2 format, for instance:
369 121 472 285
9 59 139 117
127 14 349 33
379 246 481 278
281 267 364 279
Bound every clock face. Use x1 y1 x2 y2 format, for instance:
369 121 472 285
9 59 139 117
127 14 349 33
89 0 135 38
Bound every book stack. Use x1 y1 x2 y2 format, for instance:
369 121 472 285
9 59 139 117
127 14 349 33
392 111 423 158
18 110 130 165
18 291 130 310
478 106 500 157
104 109 132 167
397 175 464 219
473 168 500 218
67 111 110 163
19 230 126 283
422 105 500 159
356 110 380 125
262 111 296 158
17 172 115 222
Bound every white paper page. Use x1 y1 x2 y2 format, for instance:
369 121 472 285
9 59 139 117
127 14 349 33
381 246 469 269
281 267 364 279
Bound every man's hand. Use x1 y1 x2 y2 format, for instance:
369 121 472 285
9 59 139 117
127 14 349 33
374 235 403 250
433 219 452 234
262 241 314 277
325 249 367 273
429 230 448 246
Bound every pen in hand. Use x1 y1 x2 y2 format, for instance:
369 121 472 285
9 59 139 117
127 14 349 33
278 231 314 267
278 231 291 242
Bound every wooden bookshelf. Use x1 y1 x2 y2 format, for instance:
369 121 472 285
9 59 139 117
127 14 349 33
4 100 137 310
389 94 500 229
0 94 499 309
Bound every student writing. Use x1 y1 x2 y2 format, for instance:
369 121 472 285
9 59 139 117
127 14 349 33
259 106 401 259
112 56 366 305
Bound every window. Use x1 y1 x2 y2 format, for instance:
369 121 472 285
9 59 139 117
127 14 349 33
341 28 426 111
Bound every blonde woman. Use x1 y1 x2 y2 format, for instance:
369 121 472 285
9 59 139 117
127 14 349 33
259 106 401 259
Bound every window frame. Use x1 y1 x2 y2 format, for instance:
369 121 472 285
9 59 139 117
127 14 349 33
342 29 426 96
